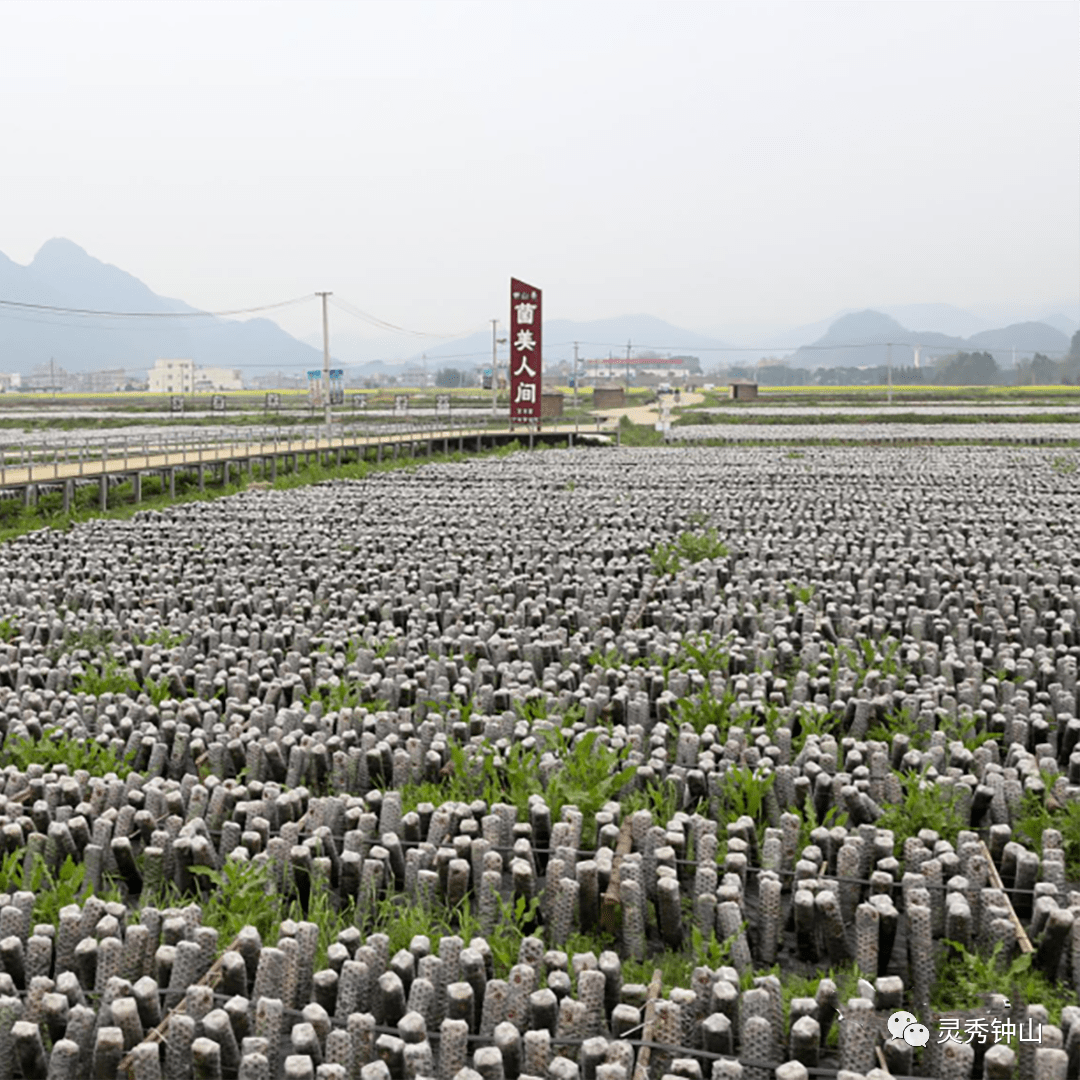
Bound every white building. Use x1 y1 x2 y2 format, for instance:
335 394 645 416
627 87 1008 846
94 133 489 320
148 359 195 394
194 367 243 391
148 360 243 393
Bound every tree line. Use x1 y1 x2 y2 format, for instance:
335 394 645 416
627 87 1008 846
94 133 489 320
725 332 1080 387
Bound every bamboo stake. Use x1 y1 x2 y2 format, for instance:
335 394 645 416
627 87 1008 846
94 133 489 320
118 935 241 1077
980 840 1033 955
601 816 635 935
630 969 663 1080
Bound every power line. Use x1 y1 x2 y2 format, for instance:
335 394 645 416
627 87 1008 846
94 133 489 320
330 297 483 340
0 295 314 319
562 341 1070 356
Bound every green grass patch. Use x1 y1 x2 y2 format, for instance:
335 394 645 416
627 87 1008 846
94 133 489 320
617 415 665 446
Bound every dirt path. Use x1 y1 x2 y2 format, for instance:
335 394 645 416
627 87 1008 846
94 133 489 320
593 390 706 426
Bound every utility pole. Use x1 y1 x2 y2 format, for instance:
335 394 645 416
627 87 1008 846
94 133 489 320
887 342 893 405
490 320 506 417
50 357 56 399
317 291 332 426
626 340 632 392
573 342 579 411
491 320 499 416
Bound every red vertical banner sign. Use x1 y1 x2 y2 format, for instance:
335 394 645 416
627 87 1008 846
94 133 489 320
510 278 542 425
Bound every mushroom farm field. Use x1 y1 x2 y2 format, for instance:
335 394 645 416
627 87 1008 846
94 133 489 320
0 444 1076 1080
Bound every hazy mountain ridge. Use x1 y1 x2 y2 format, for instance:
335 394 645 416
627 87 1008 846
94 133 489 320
0 239 1073 379
0 239 329 375
708 302 1077 357
784 310 1072 370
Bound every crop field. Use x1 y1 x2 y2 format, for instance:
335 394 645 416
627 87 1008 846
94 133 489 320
670 422 1080 444
678 409 1080 425
0 443 1075 1078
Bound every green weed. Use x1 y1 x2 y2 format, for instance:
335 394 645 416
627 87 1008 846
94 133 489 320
935 941 1074 1024
677 632 732 677
62 626 115 653
787 581 815 605
651 528 729 576
0 731 133 777
73 656 139 697
617 415 665 447
1015 788 1080 880
136 627 186 648
789 706 844 756
672 683 740 737
0 851 122 928
373 637 398 660
875 770 965 853
543 728 637 830
286 863 358 970
587 646 624 670
622 925 741 994
621 778 682 825
487 894 544 975
795 800 850 854
303 680 362 714
188 858 286 947
716 765 776 840
866 707 926 750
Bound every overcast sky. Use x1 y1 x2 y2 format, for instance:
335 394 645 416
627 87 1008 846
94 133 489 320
2 0 1076 348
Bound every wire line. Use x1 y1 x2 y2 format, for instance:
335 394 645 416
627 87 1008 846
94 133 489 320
0 295 315 319
330 297 485 341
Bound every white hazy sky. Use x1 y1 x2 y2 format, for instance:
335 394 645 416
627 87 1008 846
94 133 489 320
1 0 1077 344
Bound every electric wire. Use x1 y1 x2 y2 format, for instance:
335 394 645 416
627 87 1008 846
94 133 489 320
0 295 314 320
0 291 1069 374
330 297 485 341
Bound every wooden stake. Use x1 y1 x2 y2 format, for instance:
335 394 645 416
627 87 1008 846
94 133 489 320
601 816 635 935
118 935 241 1076
631 969 663 1080
980 839 1033 955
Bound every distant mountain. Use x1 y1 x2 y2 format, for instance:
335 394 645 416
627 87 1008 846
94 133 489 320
783 310 1070 370
0 238 330 376
784 310 964 369
756 313 854 351
1037 312 1079 338
708 302 1061 351
3 243 1073 381
300 329 425 366
405 314 742 370
878 303 989 339
970 301 1080 327
965 321 1071 356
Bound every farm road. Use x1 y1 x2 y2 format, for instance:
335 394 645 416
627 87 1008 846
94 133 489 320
594 390 705 426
